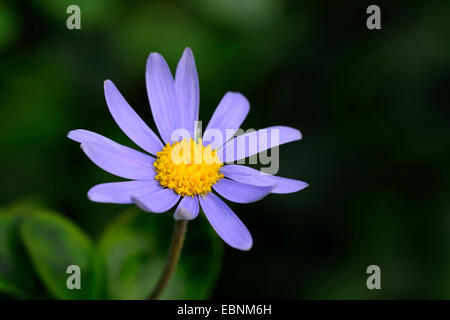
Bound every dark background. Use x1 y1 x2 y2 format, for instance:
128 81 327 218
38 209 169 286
0 0 449 299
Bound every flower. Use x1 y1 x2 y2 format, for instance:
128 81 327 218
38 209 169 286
68 48 308 251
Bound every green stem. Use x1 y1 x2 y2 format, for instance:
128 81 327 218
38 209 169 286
148 219 188 300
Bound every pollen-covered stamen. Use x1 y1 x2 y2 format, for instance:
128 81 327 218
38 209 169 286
154 138 224 197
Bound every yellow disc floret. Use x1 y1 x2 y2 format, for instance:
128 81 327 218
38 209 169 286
154 138 224 197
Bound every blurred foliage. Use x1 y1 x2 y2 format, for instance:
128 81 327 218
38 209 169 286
0 201 221 299
99 208 222 299
20 210 100 299
0 2 20 50
0 0 449 299
0 208 38 298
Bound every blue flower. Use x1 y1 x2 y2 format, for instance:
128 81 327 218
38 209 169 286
68 48 307 250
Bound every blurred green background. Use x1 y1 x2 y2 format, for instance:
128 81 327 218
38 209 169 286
0 0 449 299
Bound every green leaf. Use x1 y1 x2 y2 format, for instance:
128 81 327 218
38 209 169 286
0 212 38 298
99 208 222 299
20 211 101 299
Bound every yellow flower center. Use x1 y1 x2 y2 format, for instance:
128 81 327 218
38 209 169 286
154 138 224 197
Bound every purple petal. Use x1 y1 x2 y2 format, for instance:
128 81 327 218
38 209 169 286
199 193 252 251
175 47 199 137
68 129 124 147
213 179 272 203
221 165 309 194
203 92 250 150
68 130 155 180
88 180 161 204
104 80 163 155
174 195 199 220
219 126 301 163
146 52 182 144
78 139 155 180
132 188 180 213
68 130 158 166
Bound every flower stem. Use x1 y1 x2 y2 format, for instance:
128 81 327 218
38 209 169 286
148 219 188 300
